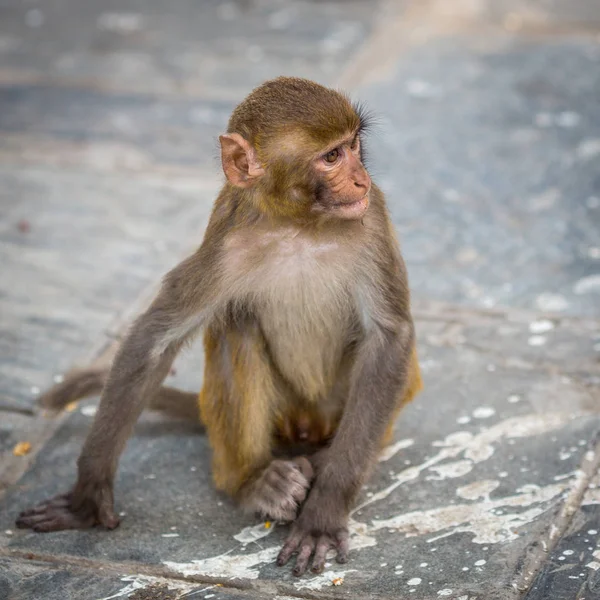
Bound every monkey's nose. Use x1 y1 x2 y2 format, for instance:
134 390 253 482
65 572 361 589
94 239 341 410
353 171 371 193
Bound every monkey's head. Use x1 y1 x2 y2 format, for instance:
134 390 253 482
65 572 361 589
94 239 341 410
219 77 372 222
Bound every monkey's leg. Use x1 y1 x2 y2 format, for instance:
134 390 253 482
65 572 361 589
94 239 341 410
199 326 313 522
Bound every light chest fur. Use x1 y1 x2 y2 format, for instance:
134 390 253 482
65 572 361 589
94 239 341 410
222 223 365 401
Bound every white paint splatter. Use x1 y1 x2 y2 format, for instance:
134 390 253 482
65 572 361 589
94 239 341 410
577 138 600 160
574 275 600 295
456 480 500 501
371 482 568 544
427 460 473 481
97 12 143 33
406 79 440 99
293 570 356 591
535 293 569 312
586 546 600 571
407 577 422 585
528 335 547 347
347 518 378 551
456 416 471 425
165 518 375 582
96 575 202 600
81 405 97 417
507 395 521 404
473 407 496 419
556 111 580 128
165 547 279 580
474 559 486 566
353 412 578 513
233 522 274 544
437 590 453 597
379 438 415 462
529 320 554 334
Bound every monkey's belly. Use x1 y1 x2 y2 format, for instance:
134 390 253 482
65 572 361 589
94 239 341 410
258 298 351 403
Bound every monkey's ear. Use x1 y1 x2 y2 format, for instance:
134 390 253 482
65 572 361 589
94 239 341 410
219 133 265 188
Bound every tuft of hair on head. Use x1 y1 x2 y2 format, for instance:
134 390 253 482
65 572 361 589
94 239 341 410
227 77 365 153
351 100 377 136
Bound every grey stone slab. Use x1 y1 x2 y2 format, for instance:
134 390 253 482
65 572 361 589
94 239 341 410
1 317 598 599
0 0 380 98
0 166 219 493
357 35 600 317
474 0 600 31
0 557 269 600
415 302 600 380
0 167 219 409
0 85 232 171
524 473 600 600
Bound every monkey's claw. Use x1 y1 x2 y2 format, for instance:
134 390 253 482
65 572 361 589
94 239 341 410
277 524 349 576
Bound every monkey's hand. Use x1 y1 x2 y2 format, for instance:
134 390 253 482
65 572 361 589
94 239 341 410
276 485 350 576
16 481 119 533
242 457 314 522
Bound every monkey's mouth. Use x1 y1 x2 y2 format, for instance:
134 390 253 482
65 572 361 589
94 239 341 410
330 194 370 219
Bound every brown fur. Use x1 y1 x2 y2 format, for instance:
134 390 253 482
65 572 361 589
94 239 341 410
17 77 422 577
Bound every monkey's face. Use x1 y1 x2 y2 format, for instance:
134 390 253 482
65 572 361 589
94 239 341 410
220 128 371 222
311 132 371 221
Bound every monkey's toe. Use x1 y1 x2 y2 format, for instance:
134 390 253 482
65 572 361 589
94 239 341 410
277 524 350 576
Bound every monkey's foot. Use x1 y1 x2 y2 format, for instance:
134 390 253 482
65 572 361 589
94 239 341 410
277 523 350 576
243 457 314 522
16 491 120 532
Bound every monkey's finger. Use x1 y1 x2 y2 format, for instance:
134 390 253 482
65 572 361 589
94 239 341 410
33 512 94 532
310 537 332 573
277 530 303 566
335 530 350 564
15 513 43 529
293 538 315 576
16 510 83 531
292 456 314 482
18 494 71 517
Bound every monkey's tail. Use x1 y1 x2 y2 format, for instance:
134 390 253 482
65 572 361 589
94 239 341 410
39 367 202 423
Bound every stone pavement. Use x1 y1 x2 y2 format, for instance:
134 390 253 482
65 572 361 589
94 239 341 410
0 1 599 599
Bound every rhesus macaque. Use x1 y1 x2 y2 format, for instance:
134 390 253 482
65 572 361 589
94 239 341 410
17 77 423 576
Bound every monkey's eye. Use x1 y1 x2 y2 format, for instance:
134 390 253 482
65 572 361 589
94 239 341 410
324 148 340 164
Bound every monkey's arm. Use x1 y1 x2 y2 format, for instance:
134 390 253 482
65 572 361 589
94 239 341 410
278 263 415 575
16 243 225 532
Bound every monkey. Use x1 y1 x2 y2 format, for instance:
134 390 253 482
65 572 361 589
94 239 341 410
16 76 423 577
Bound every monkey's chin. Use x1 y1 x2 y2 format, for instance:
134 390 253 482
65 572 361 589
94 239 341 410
330 195 370 220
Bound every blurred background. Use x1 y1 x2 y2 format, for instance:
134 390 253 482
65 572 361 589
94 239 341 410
1 1 599 599
1 2 598 406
